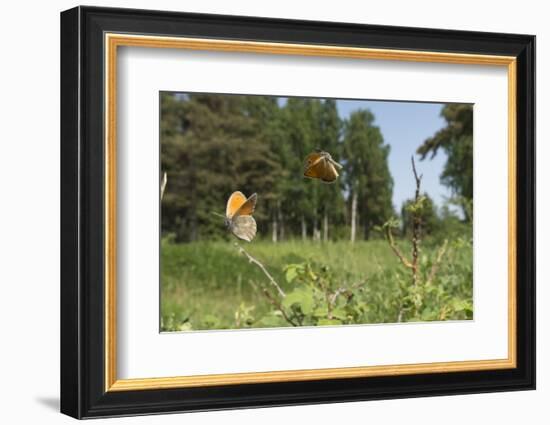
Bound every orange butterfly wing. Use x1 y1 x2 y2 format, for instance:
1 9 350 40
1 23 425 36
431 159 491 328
303 151 341 183
226 191 257 218
303 152 326 178
225 192 258 242
304 158 326 179
234 193 257 217
226 191 247 218
303 152 324 169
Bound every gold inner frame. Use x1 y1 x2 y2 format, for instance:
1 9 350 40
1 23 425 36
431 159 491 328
104 33 517 392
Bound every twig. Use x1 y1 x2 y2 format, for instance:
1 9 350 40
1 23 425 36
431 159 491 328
261 286 298 326
411 156 423 286
397 308 404 323
327 281 366 319
328 287 351 310
160 172 167 201
235 243 286 297
247 280 297 326
385 226 413 269
426 239 449 286
411 155 423 193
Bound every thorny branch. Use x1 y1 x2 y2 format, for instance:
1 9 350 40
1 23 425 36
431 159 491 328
411 156 423 287
235 243 286 297
258 285 298 326
235 241 301 326
384 157 449 322
385 226 413 269
246 279 297 326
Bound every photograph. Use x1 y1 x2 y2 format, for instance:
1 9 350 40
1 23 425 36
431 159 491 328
159 92 474 332
57 5 536 419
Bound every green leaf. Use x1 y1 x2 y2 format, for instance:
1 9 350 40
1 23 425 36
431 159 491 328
331 308 348 320
284 264 303 284
313 306 329 318
178 322 193 331
451 299 473 313
256 312 287 327
282 287 314 314
420 308 436 321
202 314 220 328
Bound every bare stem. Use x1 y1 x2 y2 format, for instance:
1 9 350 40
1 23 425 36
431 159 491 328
160 172 167 201
426 239 449 286
235 243 286 298
247 280 297 326
397 308 404 323
385 226 413 269
328 287 350 307
411 156 423 287
260 286 297 326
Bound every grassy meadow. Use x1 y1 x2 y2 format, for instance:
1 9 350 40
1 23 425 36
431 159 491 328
159 94 474 332
160 237 473 331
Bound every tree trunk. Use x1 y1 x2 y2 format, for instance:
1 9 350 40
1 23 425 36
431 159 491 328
313 228 321 242
272 214 278 243
323 210 328 242
313 215 320 242
301 215 307 241
350 190 358 243
279 209 285 241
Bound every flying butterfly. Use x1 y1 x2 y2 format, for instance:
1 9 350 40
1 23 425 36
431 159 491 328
214 191 258 242
303 150 343 183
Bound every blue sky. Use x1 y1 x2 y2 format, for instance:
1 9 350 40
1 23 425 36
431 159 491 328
335 99 449 211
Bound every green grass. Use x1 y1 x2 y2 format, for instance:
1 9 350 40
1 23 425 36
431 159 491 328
161 238 473 331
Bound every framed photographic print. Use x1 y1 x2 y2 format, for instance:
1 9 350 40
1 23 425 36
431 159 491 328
60 5 535 419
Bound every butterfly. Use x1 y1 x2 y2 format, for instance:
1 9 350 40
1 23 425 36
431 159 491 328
303 150 343 183
222 191 258 242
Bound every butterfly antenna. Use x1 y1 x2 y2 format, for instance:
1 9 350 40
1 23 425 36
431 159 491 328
211 211 225 219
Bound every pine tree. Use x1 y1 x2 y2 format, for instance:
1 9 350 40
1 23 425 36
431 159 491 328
160 93 280 242
161 94 395 242
279 98 319 240
417 104 473 202
316 99 344 242
343 109 394 241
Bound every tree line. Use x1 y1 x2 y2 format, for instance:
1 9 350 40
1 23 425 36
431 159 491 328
160 92 472 243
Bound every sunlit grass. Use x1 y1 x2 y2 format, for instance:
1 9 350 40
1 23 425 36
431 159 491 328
161 238 471 330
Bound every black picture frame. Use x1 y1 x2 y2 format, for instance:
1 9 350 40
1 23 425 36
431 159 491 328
60 5 535 419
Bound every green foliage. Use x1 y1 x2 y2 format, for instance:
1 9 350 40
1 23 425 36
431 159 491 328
160 93 394 243
161 93 282 242
399 194 473 245
417 104 473 206
277 262 370 326
401 192 439 236
380 159 473 322
390 237 473 322
160 239 472 331
342 110 394 239
159 95 474 333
